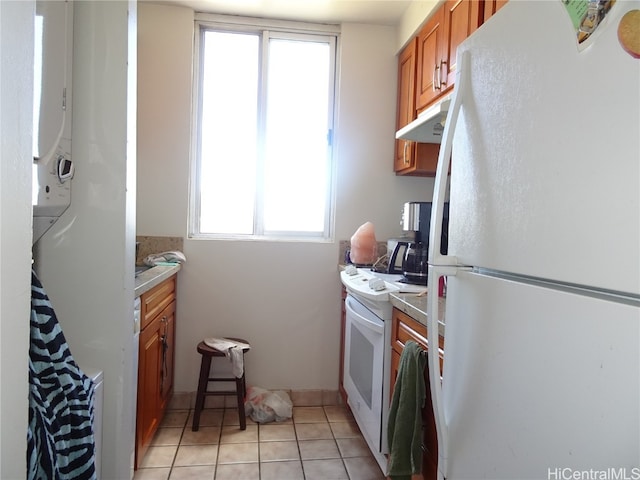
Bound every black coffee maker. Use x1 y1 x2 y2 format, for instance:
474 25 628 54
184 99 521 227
388 202 449 285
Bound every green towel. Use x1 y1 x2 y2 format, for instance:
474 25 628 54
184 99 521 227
387 340 427 480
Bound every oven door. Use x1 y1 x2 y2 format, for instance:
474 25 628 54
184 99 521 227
343 293 386 454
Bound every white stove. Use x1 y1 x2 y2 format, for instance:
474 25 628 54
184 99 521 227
339 265 428 472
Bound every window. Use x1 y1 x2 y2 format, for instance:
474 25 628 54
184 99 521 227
191 17 338 240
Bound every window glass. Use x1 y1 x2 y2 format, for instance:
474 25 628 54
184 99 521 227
199 32 259 235
264 38 330 233
192 23 337 240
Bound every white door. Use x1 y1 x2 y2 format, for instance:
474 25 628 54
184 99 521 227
441 270 640 478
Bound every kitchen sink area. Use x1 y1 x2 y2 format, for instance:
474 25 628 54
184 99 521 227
135 265 151 277
134 235 184 294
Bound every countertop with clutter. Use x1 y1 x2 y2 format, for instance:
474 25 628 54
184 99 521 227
134 235 185 297
342 205 449 333
338 261 446 336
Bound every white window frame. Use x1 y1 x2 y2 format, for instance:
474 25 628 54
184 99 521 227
189 14 340 242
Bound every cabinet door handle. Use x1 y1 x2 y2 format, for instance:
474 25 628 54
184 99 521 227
440 60 447 87
432 64 440 91
160 330 169 391
403 141 409 165
160 315 168 335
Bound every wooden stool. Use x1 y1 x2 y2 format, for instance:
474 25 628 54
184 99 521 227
192 338 250 431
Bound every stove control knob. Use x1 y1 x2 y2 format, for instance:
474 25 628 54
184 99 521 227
369 278 386 291
345 265 357 276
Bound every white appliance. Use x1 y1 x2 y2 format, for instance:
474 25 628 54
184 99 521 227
340 266 397 473
398 2 640 479
80 367 104 480
32 0 74 244
340 265 429 472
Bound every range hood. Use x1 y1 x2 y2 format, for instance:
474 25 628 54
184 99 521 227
395 94 451 143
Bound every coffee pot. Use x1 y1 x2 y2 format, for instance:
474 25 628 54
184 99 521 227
387 202 448 285
388 240 429 284
403 241 429 283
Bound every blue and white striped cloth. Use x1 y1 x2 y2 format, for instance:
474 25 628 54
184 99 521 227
28 270 97 480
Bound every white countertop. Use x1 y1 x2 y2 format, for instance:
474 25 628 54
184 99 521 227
339 263 446 337
389 292 446 337
134 264 181 298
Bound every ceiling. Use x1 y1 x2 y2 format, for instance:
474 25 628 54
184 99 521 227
150 0 414 26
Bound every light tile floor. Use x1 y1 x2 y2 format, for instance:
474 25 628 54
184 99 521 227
134 405 386 480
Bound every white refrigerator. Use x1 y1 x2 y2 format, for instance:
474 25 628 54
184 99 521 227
421 1 640 479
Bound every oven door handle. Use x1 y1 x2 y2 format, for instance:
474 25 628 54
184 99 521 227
345 296 384 335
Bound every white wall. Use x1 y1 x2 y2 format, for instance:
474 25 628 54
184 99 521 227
334 22 435 240
137 4 435 394
33 2 137 479
0 1 34 477
396 0 440 50
136 3 191 235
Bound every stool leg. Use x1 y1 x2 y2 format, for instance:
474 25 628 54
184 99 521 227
236 374 246 430
193 354 212 431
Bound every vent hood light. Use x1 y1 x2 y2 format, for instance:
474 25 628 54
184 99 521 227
395 95 451 143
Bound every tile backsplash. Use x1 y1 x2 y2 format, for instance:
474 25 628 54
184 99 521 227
136 236 184 265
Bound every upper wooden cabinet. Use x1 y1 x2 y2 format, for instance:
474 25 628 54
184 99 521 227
483 0 508 23
395 37 418 173
395 0 505 176
416 0 482 114
442 0 482 89
394 38 442 176
415 8 445 113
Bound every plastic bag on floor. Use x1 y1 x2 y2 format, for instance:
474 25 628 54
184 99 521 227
244 386 293 423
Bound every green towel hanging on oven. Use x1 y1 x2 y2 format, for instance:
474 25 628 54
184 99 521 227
387 340 426 480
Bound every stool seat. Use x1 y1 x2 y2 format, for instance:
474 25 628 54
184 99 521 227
197 339 250 357
192 337 250 431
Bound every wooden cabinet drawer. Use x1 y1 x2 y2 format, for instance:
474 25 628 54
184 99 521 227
392 307 444 371
392 308 427 352
141 276 176 331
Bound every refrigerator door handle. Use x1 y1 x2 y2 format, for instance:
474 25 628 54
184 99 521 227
427 265 453 480
428 51 470 267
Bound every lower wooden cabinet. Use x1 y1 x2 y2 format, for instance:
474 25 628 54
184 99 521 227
391 307 444 480
339 287 348 404
159 303 176 411
135 275 177 469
